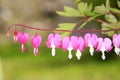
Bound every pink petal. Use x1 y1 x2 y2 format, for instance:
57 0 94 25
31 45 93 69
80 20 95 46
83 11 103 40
104 38 112 52
70 36 78 50
14 29 18 36
113 34 120 48
53 34 61 48
61 36 70 50
91 34 98 48
96 38 103 51
31 35 41 48
84 33 91 47
78 37 84 51
45 34 53 48
18 32 29 44
47 33 54 44
46 41 50 48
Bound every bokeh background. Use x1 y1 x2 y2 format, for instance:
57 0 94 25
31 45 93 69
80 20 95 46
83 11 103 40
0 0 120 80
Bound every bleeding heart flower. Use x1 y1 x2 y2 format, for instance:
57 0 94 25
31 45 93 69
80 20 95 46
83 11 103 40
31 35 41 56
96 38 112 60
13 29 18 43
61 36 80 59
76 36 84 60
112 34 120 55
18 32 29 52
46 33 61 56
84 33 98 56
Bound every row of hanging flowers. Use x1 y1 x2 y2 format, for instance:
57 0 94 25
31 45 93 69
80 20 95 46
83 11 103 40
6 24 120 60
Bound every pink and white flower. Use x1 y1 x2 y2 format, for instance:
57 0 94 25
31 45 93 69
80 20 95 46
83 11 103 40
96 38 112 60
13 29 18 43
46 33 61 56
61 36 84 60
112 34 120 55
18 32 29 52
84 33 98 56
31 35 41 56
76 36 84 60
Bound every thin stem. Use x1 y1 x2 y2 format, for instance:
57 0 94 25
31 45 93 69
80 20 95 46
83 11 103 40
94 18 119 29
7 23 120 33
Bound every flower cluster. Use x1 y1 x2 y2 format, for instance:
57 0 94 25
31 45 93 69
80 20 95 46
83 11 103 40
46 33 119 60
8 28 120 60
12 29 42 56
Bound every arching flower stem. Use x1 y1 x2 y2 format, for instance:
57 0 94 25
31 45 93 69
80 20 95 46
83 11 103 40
7 23 120 33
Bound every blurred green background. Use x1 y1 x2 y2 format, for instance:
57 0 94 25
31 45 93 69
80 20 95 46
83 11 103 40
0 0 120 80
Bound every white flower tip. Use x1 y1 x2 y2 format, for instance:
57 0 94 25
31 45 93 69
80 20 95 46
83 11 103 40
102 55 106 60
14 36 18 43
68 54 72 59
115 47 120 55
76 50 82 60
21 44 25 52
90 47 94 56
101 51 106 60
52 53 55 56
68 51 72 59
51 47 56 56
34 48 38 56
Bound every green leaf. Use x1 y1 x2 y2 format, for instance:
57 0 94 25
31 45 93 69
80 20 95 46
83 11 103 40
105 14 118 24
64 6 80 15
56 6 84 17
110 8 120 14
117 0 120 8
88 3 93 12
77 2 88 16
85 11 98 16
106 0 110 10
101 23 114 37
56 23 76 37
94 4 109 14
56 11 71 17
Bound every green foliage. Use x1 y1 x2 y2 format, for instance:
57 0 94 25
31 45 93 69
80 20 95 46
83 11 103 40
94 4 109 14
101 23 114 37
77 2 87 16
105 14 118 24
117 0 120 8
110 8 120 14
56 23 76 37
56 0 120 38
56 6 84 17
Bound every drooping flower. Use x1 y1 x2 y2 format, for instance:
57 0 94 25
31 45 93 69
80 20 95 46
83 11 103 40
61 36 79 59
112 34 120 55
18 32 29 52
84 33 98 56
46 33 61 56
31 35 41 56
96 38 112 60
13 28 18 43
76 36 84 60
